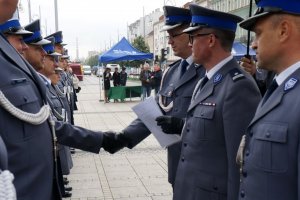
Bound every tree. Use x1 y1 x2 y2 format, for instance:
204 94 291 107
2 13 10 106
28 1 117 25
123 36 150 68
132 36 150 53
84 55 99 66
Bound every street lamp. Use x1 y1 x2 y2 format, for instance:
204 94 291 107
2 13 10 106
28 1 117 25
54 0 59 31
26 0 32 22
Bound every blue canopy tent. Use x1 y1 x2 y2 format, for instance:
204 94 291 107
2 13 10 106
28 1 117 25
231 42 256 61
99 37 153 63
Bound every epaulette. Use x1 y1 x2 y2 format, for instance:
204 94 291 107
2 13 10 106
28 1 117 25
169 59 181 68
230 68 245 82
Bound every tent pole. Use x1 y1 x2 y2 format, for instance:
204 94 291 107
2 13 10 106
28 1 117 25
99 63 103 102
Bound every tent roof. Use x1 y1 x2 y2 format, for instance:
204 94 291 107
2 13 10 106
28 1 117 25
231 42 256 59
99 37 153 63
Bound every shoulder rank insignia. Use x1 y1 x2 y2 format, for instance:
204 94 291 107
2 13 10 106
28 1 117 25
213 73 223 84
230 68 245 82
284 78 298 91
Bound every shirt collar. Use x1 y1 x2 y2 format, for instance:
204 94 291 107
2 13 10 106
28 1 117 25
185 55 193 66
181 55 193 71
275 61 300 86
206 55 233 79
38 73 51 86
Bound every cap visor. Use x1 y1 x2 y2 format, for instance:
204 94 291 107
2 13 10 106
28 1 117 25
61 55 70 59
49 52 62 56
30 38 51 46
240 12 270 30
183 25 202 33
55 67 63 71
160 24 182 32
14 29 33 36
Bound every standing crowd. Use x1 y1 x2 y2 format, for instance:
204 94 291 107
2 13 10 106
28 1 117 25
1 0 300 200
139 63 162 100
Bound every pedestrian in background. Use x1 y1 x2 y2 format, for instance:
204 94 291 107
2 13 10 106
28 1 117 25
240 56 275 95
112 67 120 86
120 67 128 86
139 63 152 100
150 64 162 95
103 67 112 103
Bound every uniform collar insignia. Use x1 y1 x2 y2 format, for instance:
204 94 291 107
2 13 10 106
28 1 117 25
213 73 223 84
284 78 298 91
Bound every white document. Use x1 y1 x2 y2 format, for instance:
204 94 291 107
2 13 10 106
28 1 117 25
132 97 181 148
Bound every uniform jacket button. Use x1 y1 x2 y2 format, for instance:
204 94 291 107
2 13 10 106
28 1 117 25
23 96 28 102
186 129 190 132
266 132 271 138
181 156 185 162
245 150 250 156
183 143 187 147
249 131 253 137
240 190 245 198
243 171 247 177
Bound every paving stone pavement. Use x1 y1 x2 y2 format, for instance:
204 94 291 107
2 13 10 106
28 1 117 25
65 76 173 200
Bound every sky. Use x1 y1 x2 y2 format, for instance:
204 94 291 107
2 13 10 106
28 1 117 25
18 0 189 60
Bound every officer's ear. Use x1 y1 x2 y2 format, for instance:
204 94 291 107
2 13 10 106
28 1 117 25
208 33 217 48
276 16 293 43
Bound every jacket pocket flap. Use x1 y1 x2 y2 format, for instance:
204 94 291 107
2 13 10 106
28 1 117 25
255 123 287 143
194 105 215 119
3 83 38 107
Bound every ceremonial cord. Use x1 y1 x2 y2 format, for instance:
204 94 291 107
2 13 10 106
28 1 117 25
158 66 174 112
54 85 67 97
0 170 16 200
0 90 50 125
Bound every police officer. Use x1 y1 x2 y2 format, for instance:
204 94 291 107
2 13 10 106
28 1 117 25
0 10 27 199
45 32 76 125
105 6 205 188
0 5 119 199
40 37 73 197
237 0 300 199
162 5 261 200
0 11 32 56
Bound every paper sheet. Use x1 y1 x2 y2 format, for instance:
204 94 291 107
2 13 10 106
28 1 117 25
132 97 181 148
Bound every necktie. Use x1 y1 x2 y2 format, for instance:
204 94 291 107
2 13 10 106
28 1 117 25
262 79 278 105
200 75 208 89
193 76 209 100
180 60 188 78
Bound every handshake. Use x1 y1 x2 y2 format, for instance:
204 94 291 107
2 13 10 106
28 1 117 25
102 115 184 154
102 131 130 154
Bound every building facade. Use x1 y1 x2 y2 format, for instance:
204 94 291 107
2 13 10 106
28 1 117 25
128 0 255 63
127 8 163 43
